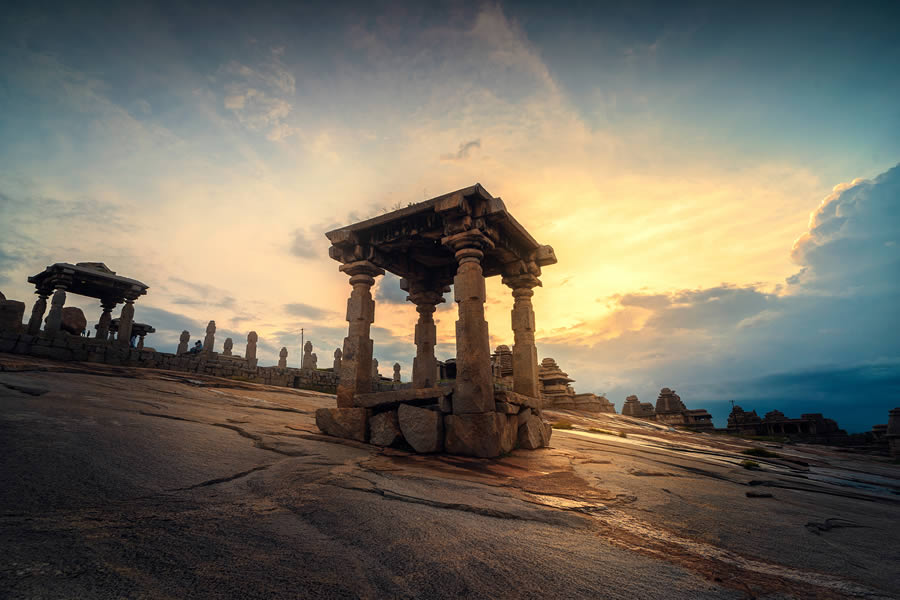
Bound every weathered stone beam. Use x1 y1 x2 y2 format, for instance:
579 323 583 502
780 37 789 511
353 387 450 409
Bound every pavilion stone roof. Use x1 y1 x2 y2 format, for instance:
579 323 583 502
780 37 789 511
28 262 149 301
325 184 557 281
102 318 156 336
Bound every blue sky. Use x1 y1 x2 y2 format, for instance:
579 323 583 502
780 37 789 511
1 0 898 431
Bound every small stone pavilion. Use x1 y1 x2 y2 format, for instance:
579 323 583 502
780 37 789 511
316 184 557 457
27 262 149 344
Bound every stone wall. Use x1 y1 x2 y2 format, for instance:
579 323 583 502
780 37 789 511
0 329 340 393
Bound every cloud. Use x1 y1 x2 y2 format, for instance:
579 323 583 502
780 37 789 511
283 302 334 320
440 139 481 162
375 273 409 304
789 164 900 293
288 228 318 259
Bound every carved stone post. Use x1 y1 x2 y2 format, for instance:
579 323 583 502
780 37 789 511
372 358 379 378
302 340 314 369
95 300 117 342
502 272 542 398
278 347 288 368
403 283 447 389
177 330 190 355
202 320 216 353
44 285 68 334
246 331 258 368
336 260 383 408
333 348 342 371
443 229 495 414
117 298 135 346
393 363 401 382
137 334 146 350
27 291 50 335
223 338 233 356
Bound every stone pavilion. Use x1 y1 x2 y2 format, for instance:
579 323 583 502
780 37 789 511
317 184 557 457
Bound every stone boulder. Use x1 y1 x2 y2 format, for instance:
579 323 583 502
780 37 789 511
444 412 517 458
59 307 87 335
370 410 402 447
518 414 551 450
0 299 25 333
398 404 443 453
315 407 367 442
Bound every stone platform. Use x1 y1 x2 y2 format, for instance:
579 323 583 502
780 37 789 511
316 388 551 457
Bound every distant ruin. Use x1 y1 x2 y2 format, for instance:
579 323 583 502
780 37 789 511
726 404 848 443
621 390 714 431
317 185 557 457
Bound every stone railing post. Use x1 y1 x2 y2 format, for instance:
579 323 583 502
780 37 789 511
336 260 384 407
117 298 136 346
246 331 258 368
44 284 68 335
502 272 542 398
177 330 190 355
27 291 50 335
95 300 117 342
202 320 216 353
443 229 495 414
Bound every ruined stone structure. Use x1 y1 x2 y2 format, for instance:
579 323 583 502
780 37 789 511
727 404 848 443
0 291 25 333
622 395 655 418
653 388 714 431
27 262 148 344
278 347 288 368
318 184 556 457
98 318 157 350
571 393 616 413
537 357 576 408
491 344 514 379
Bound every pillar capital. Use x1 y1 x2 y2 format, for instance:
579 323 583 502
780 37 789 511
502 273 542 293
442 228 495 257
339 260 385 284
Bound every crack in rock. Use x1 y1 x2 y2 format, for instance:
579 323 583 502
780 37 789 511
169 464 273 491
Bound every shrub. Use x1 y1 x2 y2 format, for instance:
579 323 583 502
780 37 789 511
552 420 573 430
740 459 761 470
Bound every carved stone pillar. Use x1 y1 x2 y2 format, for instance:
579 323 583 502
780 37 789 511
278 347 288 368
403 281 447 389
95 300 117 342
223 338 233 356
44 285 68 334
336 260 383 408
27 291 50 335
333 348 342 372
443 229 495 414
137 334 146 350
502 273 542 398
117 298 135 346
393 363 401 382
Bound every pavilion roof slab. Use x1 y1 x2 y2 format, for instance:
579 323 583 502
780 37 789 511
28 262 149 300
325 184 556 280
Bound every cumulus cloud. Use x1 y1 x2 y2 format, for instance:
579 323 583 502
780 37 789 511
375 273 409 304
288 228 318 259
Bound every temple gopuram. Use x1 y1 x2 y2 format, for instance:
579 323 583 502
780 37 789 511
317 184 557 457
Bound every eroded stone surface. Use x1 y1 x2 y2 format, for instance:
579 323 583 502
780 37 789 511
444 411 515 458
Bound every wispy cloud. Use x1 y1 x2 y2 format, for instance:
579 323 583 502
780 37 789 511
440 139 481 162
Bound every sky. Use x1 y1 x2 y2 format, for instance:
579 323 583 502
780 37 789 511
1 0 898 432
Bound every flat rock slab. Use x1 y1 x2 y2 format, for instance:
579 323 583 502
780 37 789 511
315 407 367 442
355 386 449 409
494 390 541 411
